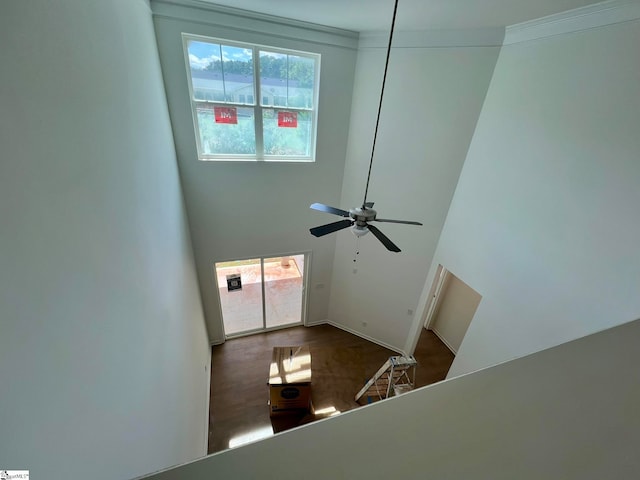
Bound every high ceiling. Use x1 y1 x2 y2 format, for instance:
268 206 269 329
201 0 606 32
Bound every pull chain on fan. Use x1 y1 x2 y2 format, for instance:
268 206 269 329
308 0 422 253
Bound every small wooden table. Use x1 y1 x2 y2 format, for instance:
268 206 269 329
268 346 312 416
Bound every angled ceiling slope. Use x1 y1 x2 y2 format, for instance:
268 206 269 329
189 0 609 32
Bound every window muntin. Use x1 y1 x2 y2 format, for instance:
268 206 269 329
183 35 320 162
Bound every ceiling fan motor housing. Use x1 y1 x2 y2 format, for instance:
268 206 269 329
349 207 376 226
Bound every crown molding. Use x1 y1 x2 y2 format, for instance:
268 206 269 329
359 27 505 49
505 0 640 45
150 0 359 49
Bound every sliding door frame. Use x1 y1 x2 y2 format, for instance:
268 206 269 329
213 250 311 340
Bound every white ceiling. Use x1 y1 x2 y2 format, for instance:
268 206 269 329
201 0 607 32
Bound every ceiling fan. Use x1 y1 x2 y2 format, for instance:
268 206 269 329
309 0 422 253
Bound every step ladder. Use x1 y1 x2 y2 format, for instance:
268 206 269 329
355 355 417 403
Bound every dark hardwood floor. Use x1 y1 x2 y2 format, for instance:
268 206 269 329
208 324 454 454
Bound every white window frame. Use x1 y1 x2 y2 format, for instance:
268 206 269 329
182 34 321 162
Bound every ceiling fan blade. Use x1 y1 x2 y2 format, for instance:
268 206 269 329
310 203 350 217
364 201 375 208
374 218 423 226
367 224 401 252
310 219 353 237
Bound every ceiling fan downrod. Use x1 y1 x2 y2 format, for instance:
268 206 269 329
362 0 400 209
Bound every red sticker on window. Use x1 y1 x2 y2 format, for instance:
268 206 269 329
214 107 238 124
277 111 298 128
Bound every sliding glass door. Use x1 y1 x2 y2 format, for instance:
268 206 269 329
215 253 307 338
264 255 305 329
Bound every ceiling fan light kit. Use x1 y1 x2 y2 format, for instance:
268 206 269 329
351 225 370 238
309 0 422 253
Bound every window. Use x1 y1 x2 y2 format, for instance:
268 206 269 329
183 34 320 162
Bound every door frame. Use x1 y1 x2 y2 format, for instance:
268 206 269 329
422 264 449 330
213 250 311 340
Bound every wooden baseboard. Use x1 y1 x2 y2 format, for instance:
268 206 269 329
212 319 405 356
429 327 457 355
326 320 405 355
305 318 329 327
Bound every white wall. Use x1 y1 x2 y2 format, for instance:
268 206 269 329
151 2 358 343
415 14 640 376
143 318 640 479
0 1 210 479
328 34 501 351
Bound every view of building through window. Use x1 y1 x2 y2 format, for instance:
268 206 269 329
183 35 320 161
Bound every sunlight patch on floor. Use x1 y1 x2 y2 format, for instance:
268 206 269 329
313 406 341 417
228 426 274 449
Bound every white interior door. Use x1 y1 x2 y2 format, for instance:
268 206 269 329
427 269 482 354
